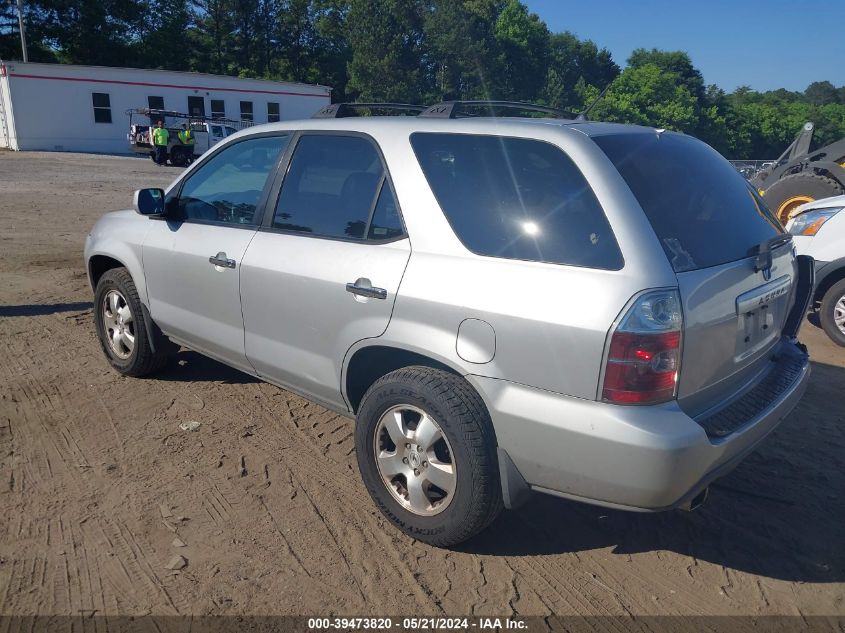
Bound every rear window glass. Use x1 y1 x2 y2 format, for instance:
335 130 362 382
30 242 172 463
410 133 623 270
593 133 783 272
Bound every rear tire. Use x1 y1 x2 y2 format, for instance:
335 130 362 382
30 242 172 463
762 173 844 224
355 366 502 547
94 267 173 376
820 279 845 347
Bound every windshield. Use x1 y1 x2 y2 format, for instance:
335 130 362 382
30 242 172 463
594 132 784 272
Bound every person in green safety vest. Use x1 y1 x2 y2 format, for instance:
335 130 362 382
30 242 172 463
151 120 169 166
178 123 195 147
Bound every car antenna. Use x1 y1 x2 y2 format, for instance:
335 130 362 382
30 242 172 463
575 80 614 122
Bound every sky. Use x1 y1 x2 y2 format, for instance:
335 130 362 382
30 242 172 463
522 0 845 93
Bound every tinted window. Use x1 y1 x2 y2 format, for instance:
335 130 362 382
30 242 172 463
273 135 387 240
368 181 404 241
211 99 225 118
240 101 253 121
411 133 623 269
92 93 111 124
267 102 280 123
594 133 783 272
176 135 288 225
187 96 205 116
148 96 164 110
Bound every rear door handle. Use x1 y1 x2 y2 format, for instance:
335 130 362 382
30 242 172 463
346 278 387 300
209 251 236 269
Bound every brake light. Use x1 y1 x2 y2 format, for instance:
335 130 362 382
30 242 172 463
602 290 682 405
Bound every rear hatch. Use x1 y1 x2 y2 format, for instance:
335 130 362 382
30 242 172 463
594 132 797 416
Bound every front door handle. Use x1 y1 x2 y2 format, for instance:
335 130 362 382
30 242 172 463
346 278 387 300
209 251 236 269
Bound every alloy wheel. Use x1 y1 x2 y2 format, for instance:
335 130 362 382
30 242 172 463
102 290 135 359
373 405 457 516
835 294 845 336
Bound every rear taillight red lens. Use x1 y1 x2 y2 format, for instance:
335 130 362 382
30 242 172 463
602 290 682 405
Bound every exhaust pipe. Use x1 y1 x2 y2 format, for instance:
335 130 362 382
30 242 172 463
680 487 709 512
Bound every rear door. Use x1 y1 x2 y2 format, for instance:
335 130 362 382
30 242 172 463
594 132 796 415
240 133 410 407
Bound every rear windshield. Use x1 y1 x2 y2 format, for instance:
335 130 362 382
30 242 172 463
593 133 783 272
411 133 624 270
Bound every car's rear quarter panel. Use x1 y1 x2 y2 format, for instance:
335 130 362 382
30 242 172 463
370 122 677 399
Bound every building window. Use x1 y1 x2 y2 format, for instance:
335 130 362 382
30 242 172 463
148 96 164 110
240 101 253 122
92 93 112 124
187 96 205 117
211 99 225 119
267 102 280 123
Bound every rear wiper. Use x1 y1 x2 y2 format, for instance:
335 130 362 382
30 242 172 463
750 234 792 274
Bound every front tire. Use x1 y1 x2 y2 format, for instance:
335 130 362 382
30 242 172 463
820 279 845 347
355 366 502 547
94 267 172 376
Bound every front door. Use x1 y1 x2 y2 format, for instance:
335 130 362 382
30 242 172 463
143 133 290 371
240 133 411 407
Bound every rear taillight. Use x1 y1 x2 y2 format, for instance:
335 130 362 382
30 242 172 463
602 290 682 405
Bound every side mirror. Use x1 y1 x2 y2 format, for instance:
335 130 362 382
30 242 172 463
133 188 166 216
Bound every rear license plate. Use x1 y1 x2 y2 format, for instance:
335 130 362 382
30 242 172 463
735 275 792 360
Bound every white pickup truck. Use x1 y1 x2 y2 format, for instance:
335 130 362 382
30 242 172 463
127 108 242 166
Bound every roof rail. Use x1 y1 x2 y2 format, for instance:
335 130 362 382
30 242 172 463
419 101 573 119
312 103 426 119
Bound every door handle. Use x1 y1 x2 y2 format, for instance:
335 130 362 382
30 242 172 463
346 279 387 300
209 251 236 269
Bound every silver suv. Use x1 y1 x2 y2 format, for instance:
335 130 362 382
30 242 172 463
85 102 813 546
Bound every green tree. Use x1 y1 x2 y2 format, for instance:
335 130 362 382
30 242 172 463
38 0 145 66
628 48 705 101
140 0 193 70
422 0 502 101
493 0 549 101
591 62 698 131
345 0 426 102
804 80 838 106
189 0 235 75
542 31 618 112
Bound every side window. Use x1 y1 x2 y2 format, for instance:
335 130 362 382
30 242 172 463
176 135 289 225
368 181 403 240
240 101 254 122
148 96 164 110
187 96 205 117
210 99 225 118
92 93 112 123
410 133 623 270
273 135 401 241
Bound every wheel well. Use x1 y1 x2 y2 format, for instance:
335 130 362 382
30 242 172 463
815 266 845 306
345 346 460 413
88 255 125 290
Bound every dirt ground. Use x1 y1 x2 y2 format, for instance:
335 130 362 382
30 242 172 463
1 151 844 618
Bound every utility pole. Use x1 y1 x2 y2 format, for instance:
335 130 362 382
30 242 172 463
16 0 29 63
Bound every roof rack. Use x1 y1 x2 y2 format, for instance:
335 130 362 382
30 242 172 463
125 107 251 127
419 101 573 119
312 103 426 119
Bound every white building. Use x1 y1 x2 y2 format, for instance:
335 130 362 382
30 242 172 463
0 61 331 153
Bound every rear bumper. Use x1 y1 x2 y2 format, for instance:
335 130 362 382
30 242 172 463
475 340 810 511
